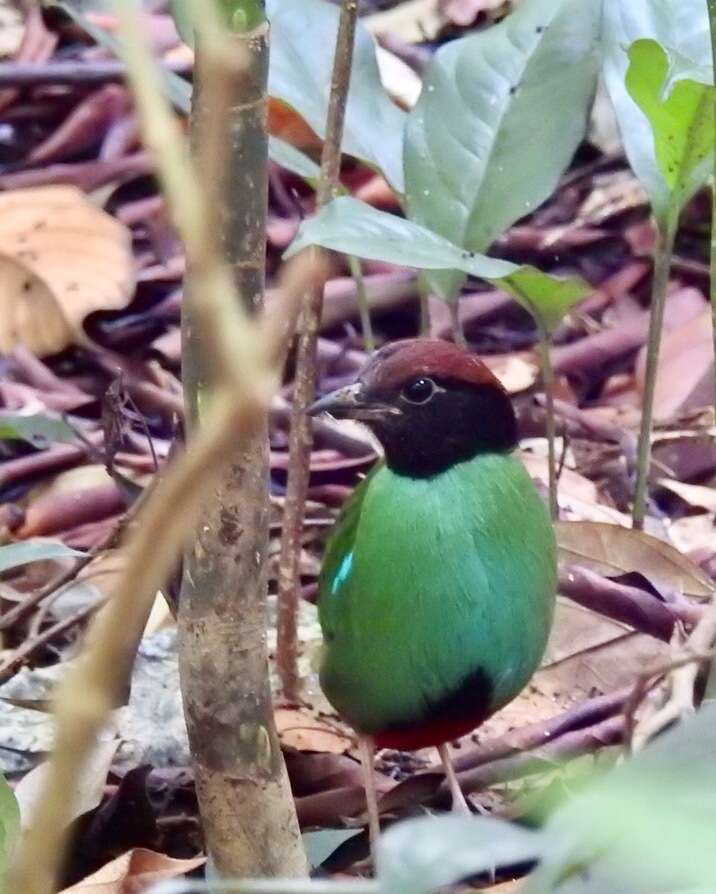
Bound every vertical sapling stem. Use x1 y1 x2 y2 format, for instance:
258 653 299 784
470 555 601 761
536 320 558 520
632 209 679 530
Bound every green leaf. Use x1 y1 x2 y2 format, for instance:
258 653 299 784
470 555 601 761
269 136 320 182
287 197 589 332
0 541 85 574
403 0 600 299
266 0 406 192
625 39 714 208
601 0 711 218
0 773 19 877
0 414 78 449
524 704 716 893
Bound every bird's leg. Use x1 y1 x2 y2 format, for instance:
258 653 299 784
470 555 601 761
437 742 471 815
358 735 381 863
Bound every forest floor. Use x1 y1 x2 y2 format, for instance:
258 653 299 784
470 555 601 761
0 1 714 890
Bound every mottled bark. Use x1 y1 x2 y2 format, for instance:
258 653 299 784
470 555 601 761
178 10 306 878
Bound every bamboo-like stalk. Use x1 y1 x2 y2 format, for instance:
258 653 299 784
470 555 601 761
3 2 321 888
536 322 558 520
276 0 359 701
632 209 679 530
178 0 307 877
708 0 716 412
449 298 466 348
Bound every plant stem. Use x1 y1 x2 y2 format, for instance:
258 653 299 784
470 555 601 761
449 298 466 348
709 0 716 412
632 209 679 530
276 0 359 701
417 275 431 335
178 1 307 877
4 3 322 886
347 253 375 351
536 322 558 520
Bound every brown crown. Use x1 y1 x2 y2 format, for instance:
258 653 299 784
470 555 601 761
360 339 505 392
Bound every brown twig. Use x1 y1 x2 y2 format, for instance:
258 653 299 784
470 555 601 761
0 58 191 86
276 0 359 701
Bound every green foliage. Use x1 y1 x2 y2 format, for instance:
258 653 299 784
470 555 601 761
0 414 77 449
626 39 714 210
287 197 589 334
0 773 20 881
266 0 405 191
0 541 85 574
403 0 600 299
602 0 712 218
217 0 265 31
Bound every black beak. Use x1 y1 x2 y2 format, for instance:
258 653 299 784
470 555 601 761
307 383 398 420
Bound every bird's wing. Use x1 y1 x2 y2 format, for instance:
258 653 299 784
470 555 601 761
317 462 383 637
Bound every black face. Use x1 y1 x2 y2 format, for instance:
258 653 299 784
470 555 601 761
357 373 518 477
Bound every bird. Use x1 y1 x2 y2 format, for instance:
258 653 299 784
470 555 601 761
308 338 557 853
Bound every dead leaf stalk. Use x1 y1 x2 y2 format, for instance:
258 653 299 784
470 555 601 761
276 0 359 701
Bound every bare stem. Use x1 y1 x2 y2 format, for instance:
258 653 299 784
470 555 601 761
449 298 466 348
709 0 716 414
632 209 679 529
276 0 359 701
537 322 558 520
348 253 375 351
417 275 431 335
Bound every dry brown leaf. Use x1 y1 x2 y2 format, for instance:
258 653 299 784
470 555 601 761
375 46 422 109
0 186 134 355
636 306 714 422
441 0 510 27
486 353 538 394
0 1 24 57
555 520 714 599
275 705 354 754
59 849 205 894
15 739 119 830
668 514 716 555
658 479 716 512
365 0 445 42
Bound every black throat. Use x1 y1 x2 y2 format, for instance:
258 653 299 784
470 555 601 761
371 381 518 478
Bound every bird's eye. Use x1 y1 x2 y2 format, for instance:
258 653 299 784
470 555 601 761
401 377 436 404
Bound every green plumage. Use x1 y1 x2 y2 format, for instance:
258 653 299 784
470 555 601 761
318 453 557 736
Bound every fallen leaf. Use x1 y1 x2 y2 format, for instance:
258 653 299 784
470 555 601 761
636 306 714 421
658 479 716 512
275 705 354 754
58 848 205 893
0 186 134 355
365 0 445 43
667 514 716 555
375 46 422 109
440 0 510 27
14 739 119 829
0 1 24 58
555 520 714 599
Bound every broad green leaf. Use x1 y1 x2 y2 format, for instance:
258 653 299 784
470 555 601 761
625 39 714 207
524 704 716 893
378 815 542 894
404 0 600 299
0 773 19 876
287 197 589 332
601 0 711 218
266 0 406 192
269 136 320 182
0 414 77 449
0 541 85 574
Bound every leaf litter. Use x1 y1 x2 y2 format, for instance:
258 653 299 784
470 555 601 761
0 0 713 887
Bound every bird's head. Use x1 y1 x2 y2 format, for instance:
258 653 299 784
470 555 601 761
308 339 517 478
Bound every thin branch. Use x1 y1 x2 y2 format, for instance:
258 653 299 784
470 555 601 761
276 0 359 701
537 321 558 519
632 208 679 529
347 254 375 351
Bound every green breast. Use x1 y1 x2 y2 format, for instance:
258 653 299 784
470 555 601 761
317 453 557 735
